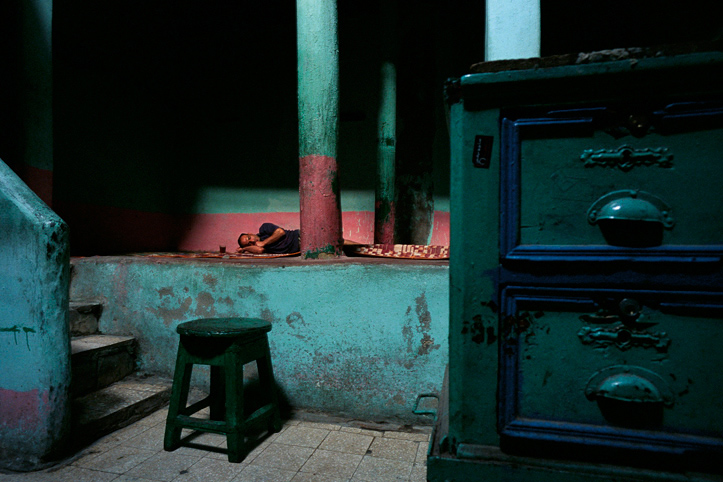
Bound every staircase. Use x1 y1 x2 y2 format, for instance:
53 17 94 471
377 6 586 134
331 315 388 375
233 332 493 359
69 301 172 447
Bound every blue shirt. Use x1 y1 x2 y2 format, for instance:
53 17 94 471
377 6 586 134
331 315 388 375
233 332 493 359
258 223 300 254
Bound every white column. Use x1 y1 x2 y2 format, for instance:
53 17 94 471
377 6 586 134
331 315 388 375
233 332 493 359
485 0 541 61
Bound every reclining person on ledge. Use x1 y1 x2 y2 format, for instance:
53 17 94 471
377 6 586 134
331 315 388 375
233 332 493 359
237 223 300 254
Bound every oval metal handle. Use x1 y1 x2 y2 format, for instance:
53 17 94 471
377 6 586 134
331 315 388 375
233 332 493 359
587 190 675 229
585 366 674 406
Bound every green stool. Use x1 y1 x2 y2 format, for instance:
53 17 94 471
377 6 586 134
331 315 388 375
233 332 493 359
163 317 282 462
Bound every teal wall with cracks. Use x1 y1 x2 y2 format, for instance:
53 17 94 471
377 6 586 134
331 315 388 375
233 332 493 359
70 258 448 423
0 160 71 471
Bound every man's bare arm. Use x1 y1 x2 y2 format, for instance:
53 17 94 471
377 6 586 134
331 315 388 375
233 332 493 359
240 245 265 254
256 228 286 248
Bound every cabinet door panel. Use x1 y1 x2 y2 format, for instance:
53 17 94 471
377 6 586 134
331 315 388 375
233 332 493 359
500 287 723 457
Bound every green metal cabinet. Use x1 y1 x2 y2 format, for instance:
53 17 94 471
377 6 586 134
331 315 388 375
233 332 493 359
429 51 723 481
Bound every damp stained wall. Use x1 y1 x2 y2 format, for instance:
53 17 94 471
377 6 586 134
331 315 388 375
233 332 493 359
0 160 70 472
70 257 448 423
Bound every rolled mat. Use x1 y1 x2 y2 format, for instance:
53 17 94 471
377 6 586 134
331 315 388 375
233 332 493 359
345 244 449 260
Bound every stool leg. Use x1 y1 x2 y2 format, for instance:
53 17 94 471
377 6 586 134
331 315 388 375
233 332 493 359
258 338 282 433
209 365 225 421
165 347 193 451
225 352 246 463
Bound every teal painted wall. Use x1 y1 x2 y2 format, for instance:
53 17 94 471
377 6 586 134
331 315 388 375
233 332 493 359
69 257 449 423
0 0 69 471
0 159 70 472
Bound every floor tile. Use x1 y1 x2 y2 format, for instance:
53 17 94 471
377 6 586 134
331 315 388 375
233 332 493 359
299 449 362 479
383 431 430 443
367 437 419 462
231 465 296 482
69 443 113 468
272 426 330 449
136 408 169 427
171 429 228 458
291 473 349 482
0 474 56 482
72 444 156 474
0 409 434 482
351 455 413 481
170 456 245 482
249 443 314 472
113 475 164 482
410 462 427 481
113 476 165 482
125 452 201 482
297 421 341 432
204 439 268 463
121 424 167 451
318 431 373 455
109 421 155 444
415 440 427 463
34 466 118 482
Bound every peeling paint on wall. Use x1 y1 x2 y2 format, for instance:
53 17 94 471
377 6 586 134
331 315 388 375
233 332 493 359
202 274 218 288
194 291 216 317
286 312 306 328
146 296 193 327
402 292 441 367
157 287 173 298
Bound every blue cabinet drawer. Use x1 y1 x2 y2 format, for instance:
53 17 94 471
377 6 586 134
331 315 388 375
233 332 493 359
501 103 723 262
499 286 723 462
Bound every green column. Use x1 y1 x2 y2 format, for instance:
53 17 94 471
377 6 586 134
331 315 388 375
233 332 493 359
374 61 397 244
297 0 343 259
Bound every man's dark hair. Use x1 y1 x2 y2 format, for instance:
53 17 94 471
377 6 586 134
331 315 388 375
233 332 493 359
238 233 252 247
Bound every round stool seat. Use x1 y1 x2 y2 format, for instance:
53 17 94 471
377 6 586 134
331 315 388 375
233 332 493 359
177 318 271 337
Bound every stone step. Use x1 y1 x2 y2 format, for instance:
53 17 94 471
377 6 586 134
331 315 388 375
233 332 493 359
71 334 137 397
69 300 102 336
71 375 173 447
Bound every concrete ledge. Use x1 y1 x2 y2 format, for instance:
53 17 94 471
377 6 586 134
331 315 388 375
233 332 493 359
70 256 449 425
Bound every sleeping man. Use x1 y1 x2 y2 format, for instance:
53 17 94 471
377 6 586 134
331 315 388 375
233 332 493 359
237 223 300 254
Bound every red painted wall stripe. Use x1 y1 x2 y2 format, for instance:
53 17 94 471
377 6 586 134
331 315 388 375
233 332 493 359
56 201 449 255
0 388 47 430
299 154 343 254
16 165 53 207
430 211 450 246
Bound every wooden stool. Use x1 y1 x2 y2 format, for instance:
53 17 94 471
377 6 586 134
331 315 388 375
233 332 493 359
163 317 282 462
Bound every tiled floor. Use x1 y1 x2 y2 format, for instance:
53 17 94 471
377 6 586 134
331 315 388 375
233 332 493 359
0 408 431 482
